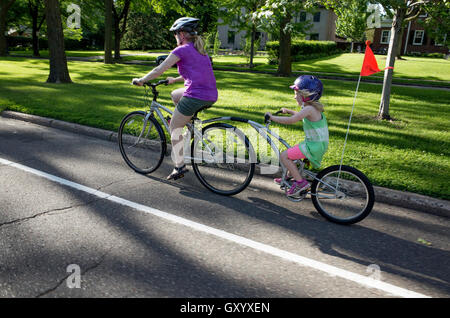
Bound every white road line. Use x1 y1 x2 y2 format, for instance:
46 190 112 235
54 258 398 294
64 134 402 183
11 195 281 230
0 157 431 298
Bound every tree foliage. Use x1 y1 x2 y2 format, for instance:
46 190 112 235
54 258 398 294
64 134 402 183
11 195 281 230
221 0 265 67
121 10 173 50
367 0 446 120
254 0 314 76
417 0 450 47
322 0 368 50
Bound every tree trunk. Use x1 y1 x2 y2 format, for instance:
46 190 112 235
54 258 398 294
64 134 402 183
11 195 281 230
104 0 113 64
112 0 130 61
395 26 405 60
44 0 72 83
249 25 256 68
0 0 16 56
31 20 39 57
277 13 292 77
378 8 405 120
114 22 120 60
30 4 40 57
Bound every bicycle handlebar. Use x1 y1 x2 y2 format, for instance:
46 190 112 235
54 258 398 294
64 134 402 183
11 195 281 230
264 110 284 124
144 79 169 87
131 79 169 87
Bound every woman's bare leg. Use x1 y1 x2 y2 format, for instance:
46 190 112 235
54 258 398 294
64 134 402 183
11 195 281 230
171 87 185 106
169 108 192 168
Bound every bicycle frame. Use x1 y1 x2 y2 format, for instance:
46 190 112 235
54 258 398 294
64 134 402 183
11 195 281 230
140 85 338 198
142 87 220 164
201 116 343 198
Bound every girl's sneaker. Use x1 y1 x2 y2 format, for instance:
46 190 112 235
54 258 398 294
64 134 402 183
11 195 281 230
274 177 292 185
287 179 310 196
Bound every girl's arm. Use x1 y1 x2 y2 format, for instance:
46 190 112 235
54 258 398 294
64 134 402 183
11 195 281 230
281 107 297 115
269 106 313 125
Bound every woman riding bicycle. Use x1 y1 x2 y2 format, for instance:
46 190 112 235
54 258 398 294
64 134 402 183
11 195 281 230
132 17 218 180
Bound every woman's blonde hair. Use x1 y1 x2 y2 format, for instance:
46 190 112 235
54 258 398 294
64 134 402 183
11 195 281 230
298 89 324 112
184 32 207 55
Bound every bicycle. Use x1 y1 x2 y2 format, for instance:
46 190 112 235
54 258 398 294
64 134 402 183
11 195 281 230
118 82 375 224
200 110 375 225
118 80 256 195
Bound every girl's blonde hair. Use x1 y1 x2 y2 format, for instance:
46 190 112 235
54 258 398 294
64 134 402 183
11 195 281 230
298 89 324 112
184 32 207 55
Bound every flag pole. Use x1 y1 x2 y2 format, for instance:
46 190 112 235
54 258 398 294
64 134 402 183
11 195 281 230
337 74 361 187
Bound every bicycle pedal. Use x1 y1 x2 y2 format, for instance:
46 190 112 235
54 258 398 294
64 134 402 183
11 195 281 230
173 173 185 180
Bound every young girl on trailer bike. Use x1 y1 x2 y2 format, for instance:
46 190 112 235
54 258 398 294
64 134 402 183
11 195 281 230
265 75 329 197
132 17 218 181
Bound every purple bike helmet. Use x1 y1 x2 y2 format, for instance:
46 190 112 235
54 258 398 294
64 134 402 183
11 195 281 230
289 75 323 101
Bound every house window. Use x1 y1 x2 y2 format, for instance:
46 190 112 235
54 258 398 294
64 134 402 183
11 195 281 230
380 30 390 44
299 11 307 22
413 30 424 45
309 33 319 41
313 12 321 22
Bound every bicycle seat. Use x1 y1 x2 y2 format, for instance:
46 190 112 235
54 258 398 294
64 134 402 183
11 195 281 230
192 105 212 120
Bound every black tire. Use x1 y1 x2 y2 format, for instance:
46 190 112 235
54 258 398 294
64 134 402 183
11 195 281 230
311 165 375 225
191 123 256 196
118 111 166 174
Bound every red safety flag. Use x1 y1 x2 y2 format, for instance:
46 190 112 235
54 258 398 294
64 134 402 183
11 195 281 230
360 41 381 76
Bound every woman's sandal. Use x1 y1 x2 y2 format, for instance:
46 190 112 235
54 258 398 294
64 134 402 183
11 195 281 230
167 164 189 180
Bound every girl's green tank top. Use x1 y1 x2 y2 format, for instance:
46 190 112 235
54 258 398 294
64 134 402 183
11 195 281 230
298 113 329 168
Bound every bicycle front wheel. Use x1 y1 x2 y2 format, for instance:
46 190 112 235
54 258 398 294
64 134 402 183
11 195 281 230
191 123 255 196
118 111 166 174
311 165 375 225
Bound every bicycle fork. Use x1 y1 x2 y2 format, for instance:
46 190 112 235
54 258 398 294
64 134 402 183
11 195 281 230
129 112 154 148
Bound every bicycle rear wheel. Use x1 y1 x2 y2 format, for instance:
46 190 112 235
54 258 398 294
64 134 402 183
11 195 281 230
118 111 166 174
191 123 255 196
311 165 375 225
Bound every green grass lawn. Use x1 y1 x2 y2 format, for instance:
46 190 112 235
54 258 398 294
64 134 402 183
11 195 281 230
290 53 450 83
10 49 450 85
1 57 449 200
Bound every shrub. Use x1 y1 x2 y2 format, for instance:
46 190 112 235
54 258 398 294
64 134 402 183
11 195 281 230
266 40 339 64
6 36 49 50
406 52 445 59
213 31 221 56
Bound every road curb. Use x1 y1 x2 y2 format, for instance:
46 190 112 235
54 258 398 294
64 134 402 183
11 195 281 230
1 110 449 218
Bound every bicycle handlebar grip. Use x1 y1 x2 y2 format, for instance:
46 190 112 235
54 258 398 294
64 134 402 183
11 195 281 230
264 114 271 124
274 110 283 115
157 79 169 86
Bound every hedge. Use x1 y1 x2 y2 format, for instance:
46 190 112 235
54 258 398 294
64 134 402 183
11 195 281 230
6 36 48 50
6 36 100 51
266 40 338 64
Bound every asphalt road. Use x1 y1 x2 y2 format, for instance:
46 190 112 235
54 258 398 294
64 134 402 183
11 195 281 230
0 116 449 300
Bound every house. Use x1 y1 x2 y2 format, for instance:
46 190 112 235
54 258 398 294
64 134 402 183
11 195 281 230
217 8 337 51
369 15 448 55
7 26 32 37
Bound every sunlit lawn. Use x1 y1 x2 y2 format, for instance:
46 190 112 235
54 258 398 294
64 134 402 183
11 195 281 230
212 52 450 85
11 49 450 84
1 57 449 199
